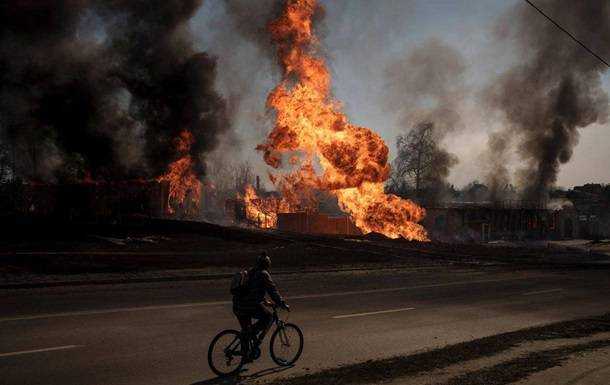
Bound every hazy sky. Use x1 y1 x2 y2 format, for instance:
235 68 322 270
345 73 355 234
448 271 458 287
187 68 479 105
193 0 609 189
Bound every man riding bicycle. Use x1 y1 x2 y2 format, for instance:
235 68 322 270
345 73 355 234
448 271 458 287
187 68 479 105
232 252 289 349
208 253 301 375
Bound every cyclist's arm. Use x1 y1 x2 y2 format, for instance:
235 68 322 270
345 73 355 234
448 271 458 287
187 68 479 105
262 271 284 306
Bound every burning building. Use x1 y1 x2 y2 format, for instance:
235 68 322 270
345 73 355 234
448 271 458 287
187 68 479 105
0 1 229 220
231 183 361 237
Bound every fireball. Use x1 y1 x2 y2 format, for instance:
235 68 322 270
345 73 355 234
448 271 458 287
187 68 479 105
257 0 428 241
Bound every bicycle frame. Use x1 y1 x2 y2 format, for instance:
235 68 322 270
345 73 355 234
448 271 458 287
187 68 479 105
224 336 242 358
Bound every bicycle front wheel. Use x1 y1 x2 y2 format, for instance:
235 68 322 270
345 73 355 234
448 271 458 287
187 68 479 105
208 329 245 376
270 323 304 366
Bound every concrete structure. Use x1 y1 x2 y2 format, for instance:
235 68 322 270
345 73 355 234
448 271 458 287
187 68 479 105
278 212 361 236
568 184 610 239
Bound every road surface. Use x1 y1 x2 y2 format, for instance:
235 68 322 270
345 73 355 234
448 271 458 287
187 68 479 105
2 266 610 385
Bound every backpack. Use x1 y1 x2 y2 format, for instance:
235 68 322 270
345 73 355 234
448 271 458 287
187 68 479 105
230 269 250 297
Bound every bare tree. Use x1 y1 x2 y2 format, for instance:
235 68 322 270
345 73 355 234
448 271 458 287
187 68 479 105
232 161 255 193
394 122 434 197
202 159 257 222
205 158 233 193
385 168 409 196
391 122 457 202
206 159 255 194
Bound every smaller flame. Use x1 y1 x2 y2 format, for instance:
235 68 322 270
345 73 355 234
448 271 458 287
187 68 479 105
158 130 202 214
336 182 428 240
242 185 293 228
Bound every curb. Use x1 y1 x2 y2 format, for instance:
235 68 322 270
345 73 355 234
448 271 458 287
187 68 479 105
3 257 605 290
0 265 444 290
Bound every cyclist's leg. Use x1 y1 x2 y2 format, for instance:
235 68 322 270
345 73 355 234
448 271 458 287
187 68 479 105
233 305 253 355
233 301 252 333
251 304 273 339
237 315 251 333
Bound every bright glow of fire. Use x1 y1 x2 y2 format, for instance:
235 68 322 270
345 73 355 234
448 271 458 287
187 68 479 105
256 0 428 241
158 130 202 214
243 184 292 228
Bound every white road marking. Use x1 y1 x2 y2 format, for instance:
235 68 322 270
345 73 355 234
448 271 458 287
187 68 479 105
290 276 544 300
1 276 544 323
0 345 82 358
333 307 416 319
0 301 231 322
522 288 563 296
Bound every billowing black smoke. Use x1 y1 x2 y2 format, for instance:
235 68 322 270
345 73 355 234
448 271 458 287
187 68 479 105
0 1 228 183
484 0 609 201
484 131 512 201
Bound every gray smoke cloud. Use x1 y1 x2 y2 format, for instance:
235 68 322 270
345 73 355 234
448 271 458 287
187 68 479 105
385 38 466 191
223 0 282 50
219 0 283 130
484 0 609 201
194 0 283 177
0 0 228 183
386 38 467 134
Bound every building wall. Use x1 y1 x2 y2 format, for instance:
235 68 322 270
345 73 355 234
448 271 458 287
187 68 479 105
13 181 169 222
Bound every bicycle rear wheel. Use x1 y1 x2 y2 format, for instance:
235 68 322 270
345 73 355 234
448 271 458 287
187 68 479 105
270 323 304 366
208 329 245 376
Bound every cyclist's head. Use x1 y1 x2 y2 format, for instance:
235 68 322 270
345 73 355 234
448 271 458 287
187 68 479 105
256 252 271 270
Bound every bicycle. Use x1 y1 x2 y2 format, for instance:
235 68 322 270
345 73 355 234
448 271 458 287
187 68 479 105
207 303 304 377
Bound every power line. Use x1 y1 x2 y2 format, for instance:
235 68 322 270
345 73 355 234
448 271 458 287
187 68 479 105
523 0 609 68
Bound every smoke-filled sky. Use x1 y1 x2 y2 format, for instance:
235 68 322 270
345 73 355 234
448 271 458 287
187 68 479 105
192 0 609 190
1 0 229 183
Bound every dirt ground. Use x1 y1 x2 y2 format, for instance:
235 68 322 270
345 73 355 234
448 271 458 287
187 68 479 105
2 219 609 279
515 345 610 385
489 239 610 258
257 314 610 385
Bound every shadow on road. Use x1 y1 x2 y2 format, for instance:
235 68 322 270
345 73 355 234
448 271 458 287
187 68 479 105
192 365 293 385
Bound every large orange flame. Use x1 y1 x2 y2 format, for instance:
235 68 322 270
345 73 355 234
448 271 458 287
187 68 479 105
257 0 428 241
158 130 202 215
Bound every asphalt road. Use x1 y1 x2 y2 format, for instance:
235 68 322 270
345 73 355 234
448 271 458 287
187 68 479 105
2 266 610 385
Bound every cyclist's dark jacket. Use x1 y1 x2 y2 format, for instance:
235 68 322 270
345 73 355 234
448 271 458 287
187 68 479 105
233 268 283 317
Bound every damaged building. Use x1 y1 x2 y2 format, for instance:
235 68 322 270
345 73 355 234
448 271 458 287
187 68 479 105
423 201 563 242
559 184 610 240
423 184 610 243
